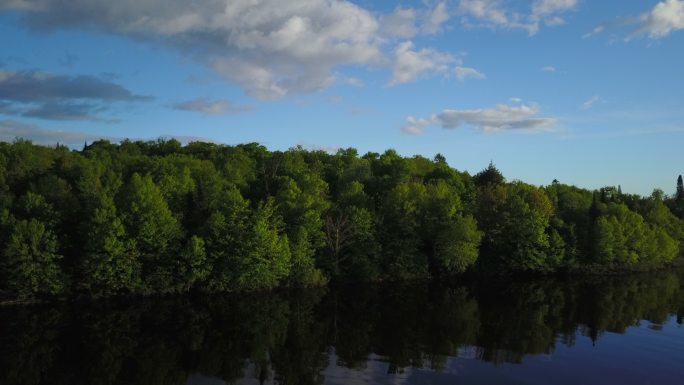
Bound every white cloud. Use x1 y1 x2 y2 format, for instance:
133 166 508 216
458 0 509 27
403 103 557 133
401 125 425 135
402 116 433 135
423 1 450 34
454 66 486 81
381 7 418 38
582 25 605 39
580 95 601 110
586 0 684 40
637 0 684 38
343 77 365 87
390 41 458 85
457 0 577 35
541 66 556 72
510 97 522 103
382 2 451 38
172 98 251 115
532 0 577 17
1 0 471 100
544 16 566 26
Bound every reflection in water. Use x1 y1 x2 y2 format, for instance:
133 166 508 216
1 270 684 385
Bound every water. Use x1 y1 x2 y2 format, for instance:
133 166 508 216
1 270 683 385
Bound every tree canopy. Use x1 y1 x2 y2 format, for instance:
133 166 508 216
1 139 683 300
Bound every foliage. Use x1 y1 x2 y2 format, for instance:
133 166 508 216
0 139 683 299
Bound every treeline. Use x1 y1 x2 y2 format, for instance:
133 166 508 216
1 139 683 299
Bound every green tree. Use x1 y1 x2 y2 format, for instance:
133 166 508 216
1 218 65 299
378 181 428 279
433 215 482 274
234 200 292 290
79 195 139 296
477 183 555 271
120 173 182 294
473 162 504 187
75 163 140 296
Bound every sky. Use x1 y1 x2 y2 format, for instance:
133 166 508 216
0 0 683 195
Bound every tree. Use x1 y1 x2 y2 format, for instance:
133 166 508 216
79 195 139 296
1 218 65 299
672 175 684 219
432 215 482 274
74 162 140 296
120 173 182 294
378 181 428 279
235 200 292 290
473 162 504 187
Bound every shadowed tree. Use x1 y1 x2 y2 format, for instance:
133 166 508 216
1 218 65 299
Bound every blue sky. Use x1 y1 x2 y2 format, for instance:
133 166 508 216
0 0 683 195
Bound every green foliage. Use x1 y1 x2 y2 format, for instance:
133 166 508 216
120 173 182 294
433 215 482 274
175 235 210 292
236 200 292 290
477 182 558 271
1 218 65 299
79 194 139 296
121 173 181 256
473 162 504 187
1 139 683 300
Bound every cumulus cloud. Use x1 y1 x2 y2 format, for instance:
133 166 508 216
423 1 451 34
402 117 429 135
0 69 149 121
381 7 418 38
403 103 557 134
532 0 577 18
390 41 458 85
381 2 452 38
585 0 684 40
454 66 486 81
458 0 577 35
0 0 468 99
172 98 251 115
580 95 601 110
636 0 684 38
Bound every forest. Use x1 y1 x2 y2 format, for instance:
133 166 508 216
1 138 683 300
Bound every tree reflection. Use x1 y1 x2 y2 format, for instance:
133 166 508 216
1 269 683 385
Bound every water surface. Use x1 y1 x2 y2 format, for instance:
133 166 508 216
2 270 683 385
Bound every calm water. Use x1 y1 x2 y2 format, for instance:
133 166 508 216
2 271 684 385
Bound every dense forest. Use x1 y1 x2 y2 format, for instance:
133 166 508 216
1 138 683 300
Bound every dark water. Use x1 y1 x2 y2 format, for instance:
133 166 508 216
2 270 684 385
